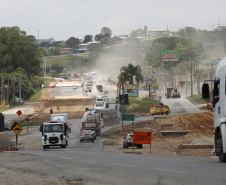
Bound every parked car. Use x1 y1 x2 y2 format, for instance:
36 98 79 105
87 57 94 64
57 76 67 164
95 98 104 107
84 128 96 140
80 130 95 142
123 133 142 149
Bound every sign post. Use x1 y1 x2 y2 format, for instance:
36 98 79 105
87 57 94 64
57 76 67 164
133 132 152 154
12 123 23 147
122 114 135 129
160 50 179 87
145 75 154 99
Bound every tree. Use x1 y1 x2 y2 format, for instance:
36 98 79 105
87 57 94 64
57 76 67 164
84 35 93 43
65 37 80 49
0 26 43 79
118 63 144 85
101 27 112 37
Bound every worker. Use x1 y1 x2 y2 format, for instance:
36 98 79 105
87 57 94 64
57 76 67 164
207 103 210 111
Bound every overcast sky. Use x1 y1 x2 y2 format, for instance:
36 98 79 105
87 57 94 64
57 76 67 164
1 0 226 41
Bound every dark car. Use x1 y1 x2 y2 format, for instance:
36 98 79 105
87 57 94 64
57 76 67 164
123 133 142 149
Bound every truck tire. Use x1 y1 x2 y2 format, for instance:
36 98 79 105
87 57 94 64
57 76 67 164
219 132 226 162
92 139 94 142
43 146 46 149
80 139 82 142
61 145 66 148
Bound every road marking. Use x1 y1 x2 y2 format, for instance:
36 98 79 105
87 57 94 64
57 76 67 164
113 163 135 168
82 160 97 163
61 157 71 160
155 168 184 174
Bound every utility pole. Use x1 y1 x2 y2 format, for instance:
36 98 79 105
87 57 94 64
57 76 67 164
13 74 15 103
19 76 22 101
1 69 5 102
191 60 193 98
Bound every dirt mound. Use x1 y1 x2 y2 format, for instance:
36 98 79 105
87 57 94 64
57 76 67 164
102 111 214 156
32 96 95 121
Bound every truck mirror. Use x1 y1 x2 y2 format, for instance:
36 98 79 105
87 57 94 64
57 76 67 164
39 125 43 132
202 83 210 100
105 103 109 108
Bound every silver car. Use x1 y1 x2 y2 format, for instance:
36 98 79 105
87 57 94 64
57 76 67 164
80 130 95 142
123 133 142 148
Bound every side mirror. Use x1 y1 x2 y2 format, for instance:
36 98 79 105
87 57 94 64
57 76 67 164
39 125 43 132
202 83 210 100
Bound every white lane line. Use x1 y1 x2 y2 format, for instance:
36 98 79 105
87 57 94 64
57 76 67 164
40 154 54 157
113 163 135 168
155 168 184 174
81 160 97 163
61 157 71 160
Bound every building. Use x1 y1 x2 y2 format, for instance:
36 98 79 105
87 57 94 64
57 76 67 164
217 26 226 31
76 41 99 54
144 29 170 39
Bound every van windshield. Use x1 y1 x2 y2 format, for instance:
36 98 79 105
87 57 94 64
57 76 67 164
44 124 63 133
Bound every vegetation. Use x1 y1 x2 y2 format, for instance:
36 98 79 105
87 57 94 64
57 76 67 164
118 63 144 85
187 94 207 104
125 97 160 114
18 120 45 127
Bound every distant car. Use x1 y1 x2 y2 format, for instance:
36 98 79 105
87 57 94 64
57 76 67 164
80 130 95 142
72 85 77 89
96 98 104 107
83 128 96 140
123 133 142 149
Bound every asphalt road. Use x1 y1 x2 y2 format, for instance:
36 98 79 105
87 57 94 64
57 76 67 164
6 115 226 185
3 85 223 185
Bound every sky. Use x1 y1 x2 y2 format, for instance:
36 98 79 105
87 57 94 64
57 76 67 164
1 0 226 41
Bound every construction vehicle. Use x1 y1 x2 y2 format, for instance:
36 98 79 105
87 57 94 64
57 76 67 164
39 121 68 149
50 113 71 133
150 105 170 115
202 58 226 162
165 87 174 98
81 108 103 136
172 87 181 98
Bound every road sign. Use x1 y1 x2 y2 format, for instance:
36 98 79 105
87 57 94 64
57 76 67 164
133 132 152 144
12 123 23 135
145 75 154 84
16 110 22 116
122 114 134 121
160 50 179 62
123 84 139 97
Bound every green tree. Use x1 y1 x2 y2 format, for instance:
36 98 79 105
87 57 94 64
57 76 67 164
0 26 43 79
65 37 80 49
118 63 144 85
101 27 112 37
84 35 93 43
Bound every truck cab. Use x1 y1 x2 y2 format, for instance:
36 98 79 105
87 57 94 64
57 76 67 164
202 58 226 162
40 121 68 149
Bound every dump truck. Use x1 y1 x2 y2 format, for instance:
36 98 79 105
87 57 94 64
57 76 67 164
40 121 68 149
165 87 174 98
172 88 181 98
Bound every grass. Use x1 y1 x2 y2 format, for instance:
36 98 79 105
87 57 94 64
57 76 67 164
187 94 207 104
18 120 48 127
125 97 160 114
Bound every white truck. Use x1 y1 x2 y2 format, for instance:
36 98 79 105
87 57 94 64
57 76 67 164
39 121 68 149
51 113 71 133
202 58 226 162
81 108 103 136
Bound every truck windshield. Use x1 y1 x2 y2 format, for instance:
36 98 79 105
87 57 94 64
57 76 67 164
44 124 63 133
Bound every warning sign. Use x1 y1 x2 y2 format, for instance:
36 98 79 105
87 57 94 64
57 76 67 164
16 110 22 116
133 132 152 144
12 123 23 135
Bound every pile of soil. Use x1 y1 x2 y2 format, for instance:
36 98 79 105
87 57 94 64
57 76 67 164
102 112 214 157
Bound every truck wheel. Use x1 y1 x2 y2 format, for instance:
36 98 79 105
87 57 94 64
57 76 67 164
80 140 82 142
61 145 66 148
43 146 46 149
219 133 226 162
92 139 94 142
